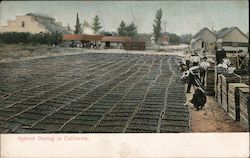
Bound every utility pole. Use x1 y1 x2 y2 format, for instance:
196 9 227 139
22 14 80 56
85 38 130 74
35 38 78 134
163 20 167 33
211 22 215 33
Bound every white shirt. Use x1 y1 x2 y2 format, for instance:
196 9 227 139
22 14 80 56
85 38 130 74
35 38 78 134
189 66 200 75
218 63 228 69
223 58 231 66
184 54 191 61
191 56 200 63
200 61 210 70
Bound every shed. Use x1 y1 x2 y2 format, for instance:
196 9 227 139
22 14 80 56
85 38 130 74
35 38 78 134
190 27 217 54
101 36 132 48
62 34 82 41
216 27 248 53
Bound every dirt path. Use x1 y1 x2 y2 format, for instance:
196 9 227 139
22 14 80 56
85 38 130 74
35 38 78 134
185 86 245 132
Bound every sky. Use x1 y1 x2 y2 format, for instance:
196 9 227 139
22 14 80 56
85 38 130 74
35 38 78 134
0 1 249 35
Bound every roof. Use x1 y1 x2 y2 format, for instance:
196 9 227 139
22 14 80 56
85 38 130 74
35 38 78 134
194 37 205 42
62 34 82 40
27 13 70 34
81 35 104 41
192 27 215 39
62 35 134 42
101 36 132 43
27 13 55 21
216 27 248 39
39 21 71 34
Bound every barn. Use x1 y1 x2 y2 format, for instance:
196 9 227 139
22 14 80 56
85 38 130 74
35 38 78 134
190 27 217 55
216 27 248 53
0 13 70 34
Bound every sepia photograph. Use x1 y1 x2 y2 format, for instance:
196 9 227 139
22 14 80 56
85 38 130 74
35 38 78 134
0 0 249 157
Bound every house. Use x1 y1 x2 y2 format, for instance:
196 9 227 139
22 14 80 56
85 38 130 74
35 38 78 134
216 27 249 53
62 34 134 49
0 13 70 34
190 27 217 54
160 32 169 45
101 36 132 48
62 34 104 48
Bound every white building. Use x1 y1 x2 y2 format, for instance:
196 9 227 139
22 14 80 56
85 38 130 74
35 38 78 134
190 27 217 54
216 27 248 53
0 13 70 34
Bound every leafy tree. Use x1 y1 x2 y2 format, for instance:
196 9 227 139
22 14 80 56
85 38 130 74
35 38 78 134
169 33 180 45
0 32 62 45
117 21 127 36
179 33 193 44
67 23 71 31
153 8 163 44
91 15 103 34
74 13 81 34
125 22 137 37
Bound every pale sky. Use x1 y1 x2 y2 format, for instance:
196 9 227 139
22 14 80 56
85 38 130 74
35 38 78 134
0 1 249 35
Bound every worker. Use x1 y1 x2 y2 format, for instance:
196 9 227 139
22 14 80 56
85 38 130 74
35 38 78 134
190 52 200 66
190 84 207 111
180 68 189 83
215 49 226 64
186 64 200 93
178 61 187 71
199 57 210 86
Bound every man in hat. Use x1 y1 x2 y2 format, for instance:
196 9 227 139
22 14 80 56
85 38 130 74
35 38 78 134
186 64 200 93
178 61 188 72
199 56 210 86
190 52 200 66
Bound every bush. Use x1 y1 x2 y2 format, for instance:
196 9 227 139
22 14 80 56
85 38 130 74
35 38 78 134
0 32 62 45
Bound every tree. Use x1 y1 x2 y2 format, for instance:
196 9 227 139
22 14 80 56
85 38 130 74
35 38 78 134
169 33 180 45
74 13 81 34
180 33 193 44
117 21 127 36
153 8 163 44
67 23 71 31
125 22 138 37
91 15 103 34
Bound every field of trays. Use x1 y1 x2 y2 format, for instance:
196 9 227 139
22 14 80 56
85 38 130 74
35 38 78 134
0 52 190 133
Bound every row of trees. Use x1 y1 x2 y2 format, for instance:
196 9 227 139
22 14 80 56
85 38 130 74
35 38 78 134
74 13 138 37
74 11 193 44
75 13 103 35
0 32 62 45
152 8 192 45
117 21 137 37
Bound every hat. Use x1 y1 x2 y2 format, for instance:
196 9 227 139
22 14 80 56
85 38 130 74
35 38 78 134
203 56 207 59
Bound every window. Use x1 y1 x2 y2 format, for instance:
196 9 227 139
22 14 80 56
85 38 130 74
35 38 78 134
201 42 204 48
22 21 25 27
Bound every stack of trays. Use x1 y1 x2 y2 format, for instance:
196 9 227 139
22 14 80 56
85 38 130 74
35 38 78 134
239 75 249 85
205 67 215 96
221 74 240 112
217 74 223 106
239 87 250 131
228 83 249 121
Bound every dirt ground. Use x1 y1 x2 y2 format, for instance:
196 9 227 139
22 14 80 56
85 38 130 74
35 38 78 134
185 86 245 132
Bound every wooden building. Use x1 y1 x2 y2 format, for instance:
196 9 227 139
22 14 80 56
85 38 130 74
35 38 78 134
190 27 217 54
101 36 132 49
216 27 248 53
0 13 70 34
